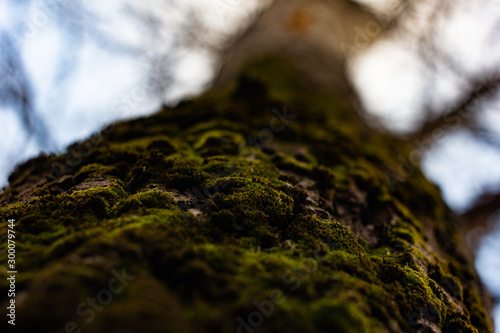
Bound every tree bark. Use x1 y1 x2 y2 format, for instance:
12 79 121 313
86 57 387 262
0 1 493 332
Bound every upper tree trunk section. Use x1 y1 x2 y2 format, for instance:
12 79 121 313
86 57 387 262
214 0 377 94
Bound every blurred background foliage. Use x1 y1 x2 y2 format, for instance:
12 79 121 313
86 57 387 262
0 0 499 330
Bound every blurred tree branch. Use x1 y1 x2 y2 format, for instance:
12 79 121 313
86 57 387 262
416 72 500 140
0 32 53 149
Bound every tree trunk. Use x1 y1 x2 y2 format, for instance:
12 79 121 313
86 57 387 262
0 1 493 332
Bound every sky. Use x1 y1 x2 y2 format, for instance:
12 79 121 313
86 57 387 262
1 0 499 330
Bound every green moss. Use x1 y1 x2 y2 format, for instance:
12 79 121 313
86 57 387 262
310 299 369 333
192 130 245 157
111 189 176 216
272 152 315 175
73 163 119 182
0 56 492 333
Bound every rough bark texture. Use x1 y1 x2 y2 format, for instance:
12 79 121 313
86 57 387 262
0 1 494 332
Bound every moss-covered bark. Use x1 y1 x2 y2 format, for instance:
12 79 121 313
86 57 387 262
0 56 493 333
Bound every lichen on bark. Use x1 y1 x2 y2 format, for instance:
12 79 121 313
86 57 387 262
0 57 493 333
